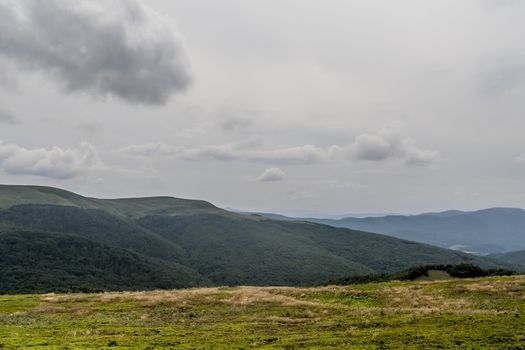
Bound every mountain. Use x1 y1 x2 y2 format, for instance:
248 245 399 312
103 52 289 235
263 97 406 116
0 230 207 294
0 185 508 293
254 208 525 255
490 250 525 269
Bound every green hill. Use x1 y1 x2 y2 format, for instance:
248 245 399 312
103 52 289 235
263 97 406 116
0 185 509 293
0 230 208 294
0 185 101 209
490 250 525 269
0 184 221 217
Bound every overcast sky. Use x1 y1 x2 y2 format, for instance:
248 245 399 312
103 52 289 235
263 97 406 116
1 0 525 216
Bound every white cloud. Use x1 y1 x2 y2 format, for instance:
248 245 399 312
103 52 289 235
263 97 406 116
349 128 440 166
257 167 285 182
0 0 192 105
245 145 342 164
516 153 525 163
404 145 441 166
118 142 181 156
0 141 104 179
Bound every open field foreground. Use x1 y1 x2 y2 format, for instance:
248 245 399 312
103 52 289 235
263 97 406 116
1 276 524 349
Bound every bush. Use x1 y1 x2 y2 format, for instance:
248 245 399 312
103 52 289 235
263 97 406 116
330 263 516 285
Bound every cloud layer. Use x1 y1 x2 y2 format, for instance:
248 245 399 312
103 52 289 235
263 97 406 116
119 141 341 165
0 141 103 179
118 142 181 157
0 0 192 105
118 129 438 167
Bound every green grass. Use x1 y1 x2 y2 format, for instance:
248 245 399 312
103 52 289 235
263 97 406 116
1 276 525 349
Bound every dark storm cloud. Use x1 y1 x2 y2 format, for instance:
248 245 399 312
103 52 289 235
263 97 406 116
0 0 192 105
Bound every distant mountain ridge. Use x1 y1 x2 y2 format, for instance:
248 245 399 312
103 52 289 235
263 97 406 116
489 250 525 268
0 185 220 217
247 208 525 255
0 185 510 293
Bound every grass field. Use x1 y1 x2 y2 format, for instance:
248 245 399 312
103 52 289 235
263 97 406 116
1 276 524 349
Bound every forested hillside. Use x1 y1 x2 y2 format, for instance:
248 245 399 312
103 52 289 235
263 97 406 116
0 185 509 293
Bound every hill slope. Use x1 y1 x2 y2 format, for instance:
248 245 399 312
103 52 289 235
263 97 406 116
490 250 525 269
0 230 208 294
0 185 508 293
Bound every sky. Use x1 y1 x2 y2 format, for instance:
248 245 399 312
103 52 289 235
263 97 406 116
0 0 525 216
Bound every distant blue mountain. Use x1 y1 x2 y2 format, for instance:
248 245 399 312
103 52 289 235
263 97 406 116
489 250 525 269
251 208 525 255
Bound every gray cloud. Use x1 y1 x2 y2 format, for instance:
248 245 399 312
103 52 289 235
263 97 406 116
350 128 440 166
119 132 439 167
0 0 192 105
350 129 405 161
0 0 523 214
118 142 181 156
404 145 441 166
181 144 340 164
220 116 253 131
118 141 341 165
257 167 285 182
478 61 525 96
0 108 19 124
77 120 102 136
0 141 104 179
0 58 17 89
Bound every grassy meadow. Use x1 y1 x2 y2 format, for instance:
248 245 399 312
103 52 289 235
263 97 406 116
1 275 524 349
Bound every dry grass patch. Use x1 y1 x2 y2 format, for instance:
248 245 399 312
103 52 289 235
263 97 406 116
263 285 350 295
382 284 470 313
226 287 322 307
30 304 93 316
41 287 224 307
455 279 525 295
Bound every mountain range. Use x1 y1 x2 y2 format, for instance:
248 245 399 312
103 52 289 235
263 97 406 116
0 185 512 294
248 208 525 255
